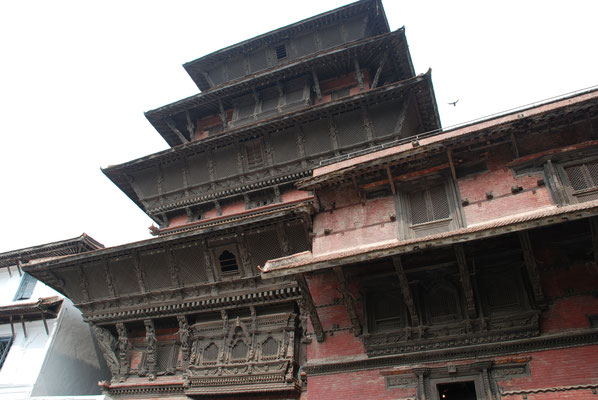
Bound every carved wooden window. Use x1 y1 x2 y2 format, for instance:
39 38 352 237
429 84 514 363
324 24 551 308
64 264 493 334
408 184 450 225
244 140 264 170
231 340 248 360
0 337 12 370
478 267 529 315
261 337 279 358
562 160 598 202
366 291 405 332
14 273 37 301
425 283 462 324
203 343 218 362
218 250 239 274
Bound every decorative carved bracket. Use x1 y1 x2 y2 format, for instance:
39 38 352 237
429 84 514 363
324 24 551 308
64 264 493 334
141 319 157 380
92 324 120 381
178 315 191 368
165 117 189 144
295 273 324 342
518 231 546 306
392 255 420 326
454 244 477 318
116 322 129 380
371 51 388 89
333 266 362 336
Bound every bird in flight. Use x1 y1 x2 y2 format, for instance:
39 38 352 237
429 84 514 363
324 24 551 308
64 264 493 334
448 99 460 106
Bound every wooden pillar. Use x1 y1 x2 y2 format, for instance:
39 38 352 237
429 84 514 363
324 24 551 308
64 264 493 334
392 255 420 326
333 266 361 336
295 274 324 342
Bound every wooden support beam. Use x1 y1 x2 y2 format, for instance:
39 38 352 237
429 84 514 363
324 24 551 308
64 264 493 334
20 315 27 338
360 163 450 190
385 166 396 195
333 266 362 336
131 250 148 295
371 52 388 89
393 96 410 139
447 150 457 181
16 259 23 276
6 265 11 278
295 274 325 342
102 257 117 298
165 117 189 144
352 176 365 203
589 217 598 273
353 58 364 91
311 69 322 102
518 231 545 305
41 312 49 335
587 112 597 140
454 244 477 318
392 255 420 326
218 98 227 129
510 132 520 158
9 316 14 337
185 110 195 140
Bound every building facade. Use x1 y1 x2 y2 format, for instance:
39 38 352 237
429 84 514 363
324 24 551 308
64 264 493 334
0 234 108 400
23 0 598 399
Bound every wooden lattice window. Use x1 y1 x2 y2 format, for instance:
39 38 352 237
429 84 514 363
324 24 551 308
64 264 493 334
478 267 528 315
231 340 248 360
261 337 279 357
218 250 239 274
203 343 218 362
367 291 404 332
14 273 37 301
426 283 462 324
563 161 598 202
244 140 264 170
408 184 450 225
565 162 598 191
0 337 12 370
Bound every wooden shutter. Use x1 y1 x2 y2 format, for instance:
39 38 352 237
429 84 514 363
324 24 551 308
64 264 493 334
14 273 37 301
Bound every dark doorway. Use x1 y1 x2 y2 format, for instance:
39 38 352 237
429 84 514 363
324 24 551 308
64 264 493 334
437 381 477 400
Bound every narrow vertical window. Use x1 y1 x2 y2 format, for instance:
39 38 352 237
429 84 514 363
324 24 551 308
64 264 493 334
274 44 287 60
244 140 264 170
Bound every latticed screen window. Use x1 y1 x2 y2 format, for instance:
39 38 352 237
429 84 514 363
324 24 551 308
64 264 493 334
244 140 264 170
368 292 403 332
0 337 12 370
565 162 598 192
14 273 37 301
408 184 450 225
427 285 461 324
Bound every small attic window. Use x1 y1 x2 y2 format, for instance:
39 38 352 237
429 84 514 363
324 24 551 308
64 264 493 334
275 44 287 60
219 250 239 274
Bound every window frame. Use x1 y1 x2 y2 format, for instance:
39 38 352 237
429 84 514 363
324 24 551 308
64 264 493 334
14 273 37 301
396 175 463 240
0 337 12 370
557 157 598 203
363 287 408 334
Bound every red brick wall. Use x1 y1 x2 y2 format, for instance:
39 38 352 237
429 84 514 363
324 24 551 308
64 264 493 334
458 145 551 225
312 186 398 255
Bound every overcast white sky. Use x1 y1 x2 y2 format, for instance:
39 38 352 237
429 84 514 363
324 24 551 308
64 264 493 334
0 1 596 252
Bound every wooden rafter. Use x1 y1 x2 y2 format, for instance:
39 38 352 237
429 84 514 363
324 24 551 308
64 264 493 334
333 266 362 336
295 273 324 342
392 255 420 326
385 166 396 195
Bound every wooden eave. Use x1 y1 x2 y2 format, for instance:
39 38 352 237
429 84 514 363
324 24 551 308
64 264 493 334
106 73 435 216
0 233 104 268
0 296 63 324
183 0 390 91
147 28 413 147
23 202 312 276
262 199 598 278
297 87 598 190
